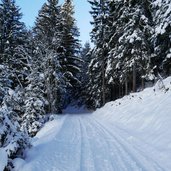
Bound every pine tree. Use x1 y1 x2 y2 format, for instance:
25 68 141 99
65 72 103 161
0 105 30 170
78 42 91 105
103 0 124 99
88 0 155 105
106 0 154 96
152 0 171 76
0 69 30 169
88 0 110 108
80 42 91 84
0 0 27 76
0 65 12 105
0 0 35 140
60 0 82 105
0 1 30 163
34 0 62 49
15 31 48 136
86 48 104 108
34 0 67 113
22 68 47 137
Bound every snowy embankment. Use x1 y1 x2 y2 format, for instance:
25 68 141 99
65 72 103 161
94 77 171 149
13 77 171 171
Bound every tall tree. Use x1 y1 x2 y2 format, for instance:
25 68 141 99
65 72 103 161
105 0 154 95
0 4 30 163
88 0 109 108
0 0 31 124
78 42 91 105
34 0 61 49
88 0 155 107
0 0 26 65
60 0 82 105
152 0 171 76
34 0 66 113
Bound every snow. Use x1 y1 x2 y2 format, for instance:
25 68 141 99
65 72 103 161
15 77 171 171
0 65 5 69
0 148 7 171
32 115 67 146
13 158 26 171
155 0 171 35
166 53 171 58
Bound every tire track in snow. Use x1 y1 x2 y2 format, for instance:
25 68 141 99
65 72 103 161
89 116 167 171
85 116 144 171
80 116 127 171
22 115 82 171
78 116 96 171
19 114 169 171
104 121 170 170
52 115 82 171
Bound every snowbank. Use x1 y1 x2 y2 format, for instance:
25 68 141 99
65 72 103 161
94 76 171 148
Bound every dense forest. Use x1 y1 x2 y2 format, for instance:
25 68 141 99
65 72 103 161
0 0 170 170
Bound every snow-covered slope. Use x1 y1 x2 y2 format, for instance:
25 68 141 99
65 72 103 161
14 77 171 171
94 77 171 149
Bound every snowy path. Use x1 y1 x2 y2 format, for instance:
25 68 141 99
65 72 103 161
18 114 170 171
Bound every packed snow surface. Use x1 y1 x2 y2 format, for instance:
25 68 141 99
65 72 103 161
15 77 171 171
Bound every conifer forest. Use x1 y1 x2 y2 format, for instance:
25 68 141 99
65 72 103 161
0 0 171 170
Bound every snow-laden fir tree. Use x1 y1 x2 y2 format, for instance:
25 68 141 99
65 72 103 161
105 0 154 94
0 106 30 170
78 42 92 106
34 0 67 113
17 30 58 135
60 0 82 105
0 2 33 168
86 48 104 108
0 0 28 88
152 0 171 76
87 0 155 105
22 67 47 137
0 65 11 105
0 66 30 169
104 0 126 98
34 0 62 50
87 0 110 108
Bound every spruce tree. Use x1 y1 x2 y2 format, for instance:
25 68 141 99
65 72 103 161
0 2 30 168
34 0 66 113
88 0 110 108
0 0 27 78
60 0 82 105
0 106 30 170
106 0 154 95
78 42 91 106
152 0 171 76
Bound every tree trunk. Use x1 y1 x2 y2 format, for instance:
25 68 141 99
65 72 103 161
122 84 124 96
141 77 145 90
101 0 105 106
133 62 136 92
102 61 105 106
110 84 115 101
119 84 121 98
125 76 128 95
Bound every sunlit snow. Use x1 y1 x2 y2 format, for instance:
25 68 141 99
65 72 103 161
14 77 171 171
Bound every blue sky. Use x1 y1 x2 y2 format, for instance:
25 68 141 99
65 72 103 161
15 0 92 45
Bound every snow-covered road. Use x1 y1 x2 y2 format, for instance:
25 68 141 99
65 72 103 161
16 113 170 171
14 77 171 171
